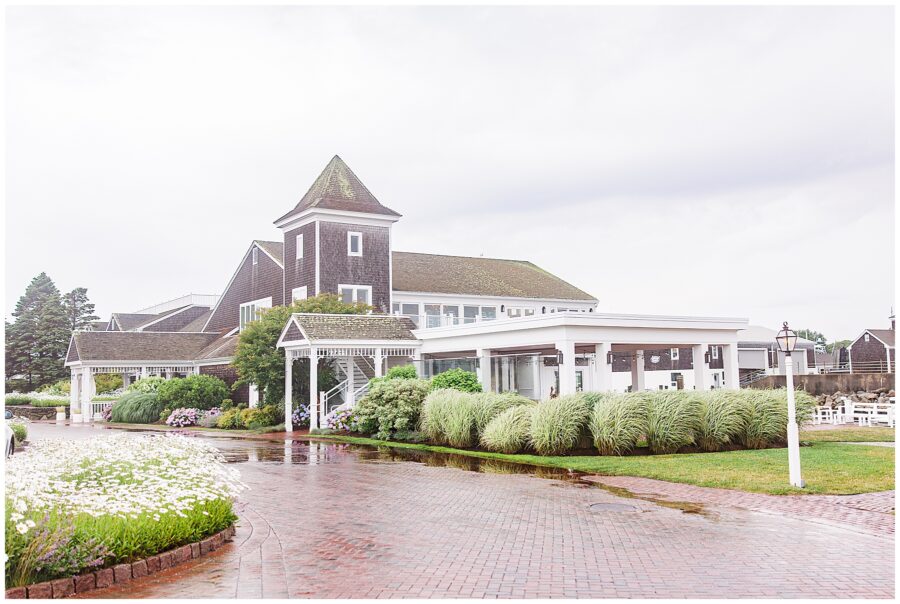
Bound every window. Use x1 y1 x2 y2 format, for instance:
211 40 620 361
575 371 583 392
296 234 304 260
507 307 535 318
239 297 272 331
671 372 682 388
424 303 442 328
481 306 497 321
292 286 308 302
671 348 679 361
338 284 371 305
864 333 870 343
252 248 258 265
712 346 719 360
348 232 362 257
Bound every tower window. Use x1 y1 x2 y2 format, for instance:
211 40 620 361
296 234 304 260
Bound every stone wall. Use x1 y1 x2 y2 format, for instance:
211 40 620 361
747 373 896 396
6 406 66 421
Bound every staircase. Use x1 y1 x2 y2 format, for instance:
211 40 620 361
322 357 377 414
739 369 769 388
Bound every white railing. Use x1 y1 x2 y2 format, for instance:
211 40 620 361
91 401 111 419
322 380 346 411
403 313 499 329
739 369 768 387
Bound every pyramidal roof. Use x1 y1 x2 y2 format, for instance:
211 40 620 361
275 155 401 224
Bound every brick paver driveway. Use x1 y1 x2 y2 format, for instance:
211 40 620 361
48 427 890 600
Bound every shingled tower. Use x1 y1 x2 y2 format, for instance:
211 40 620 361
274 156 401 312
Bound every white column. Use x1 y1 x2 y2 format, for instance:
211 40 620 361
140 366 149 380
284 355 293 433
531 355 542 400
557 341 577 395
692 344 708 390
476 348 491 392
309 349 319 430
248 383 259 408
374 348 384 378
500 356 510 392
784 354 804 487
70 371 78 408
593 343 613 391
722 343 739 390
346 357 355 408
80 368 93 420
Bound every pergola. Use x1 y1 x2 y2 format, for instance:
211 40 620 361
277 313 421 431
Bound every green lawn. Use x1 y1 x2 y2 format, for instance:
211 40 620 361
801 426 895 442
309 434 894 496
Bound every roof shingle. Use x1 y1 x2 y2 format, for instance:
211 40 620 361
391 252 596 302
275 155 400 223
291 314 417 341
67 332 221 363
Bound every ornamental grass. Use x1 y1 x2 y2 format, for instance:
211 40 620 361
109 392 167 424
589 392 648 456
472 392 534 436
480 404 536 453
5 434 246 587
529 394 593 456
420 389 479 447
740 388 816 449
696 391 748 452
645 391 703 454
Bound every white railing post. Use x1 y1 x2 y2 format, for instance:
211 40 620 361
284 353 293 433
309 348 319 430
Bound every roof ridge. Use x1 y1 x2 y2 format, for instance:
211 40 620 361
393 250 532 264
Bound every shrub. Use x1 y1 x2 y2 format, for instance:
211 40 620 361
530 394 592 455
8 420 28 443
197 408 222 428
157 375 229 412
422 389 481 447
646 391 702 454
127 377 166 393
93 374 123 394
240 405 278 429
430 368 482 393
392 430 428 443
589 392 648 456
472 392 534 436
166 408 202 428
739 388 815 449
101 404 113 422
37 380 70 396
109 392 166 424
216 409 244 430
480 405 535 453
696 391 748 452
221 399 234 411
353 378 431 440
325 407 356 432
292 404 310 428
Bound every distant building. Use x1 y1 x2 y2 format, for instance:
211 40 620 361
848 315 895 373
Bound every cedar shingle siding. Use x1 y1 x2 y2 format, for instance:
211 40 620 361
206 244 285 333
318 222 391 312
642 347 694 372
143 306 212 332
850 332 892 367
283 223 317 303
199 364 248 404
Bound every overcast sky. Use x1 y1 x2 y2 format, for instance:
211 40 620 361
5 5 894 340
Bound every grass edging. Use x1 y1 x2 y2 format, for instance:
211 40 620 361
307 434 895 496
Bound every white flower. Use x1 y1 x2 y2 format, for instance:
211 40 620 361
25 519 35 528
16 523 29 535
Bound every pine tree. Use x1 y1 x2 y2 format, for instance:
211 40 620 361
6 273 72 390
63 287 100 331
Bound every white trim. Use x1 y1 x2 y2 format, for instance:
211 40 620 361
254 243 283 268
388 227 393 312
296 233 304 260
392 290 598 307
347 231 363 257
849 329 894 350
338 284 372 305
252 247 258 265
275 207 400 230
315 220 321 295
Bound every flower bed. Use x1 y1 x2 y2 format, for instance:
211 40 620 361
5 434 246 587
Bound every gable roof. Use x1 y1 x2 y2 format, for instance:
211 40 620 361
275 155 401 223
853 329 896 348
65 332 221 363
391 251 596 302
283 313 418 343
254 240 284 267
180 311 213 333
196 334 239 360
111 313 161 331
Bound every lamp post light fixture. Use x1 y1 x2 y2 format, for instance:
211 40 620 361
776 321 805 488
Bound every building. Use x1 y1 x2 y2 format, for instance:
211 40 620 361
848 316 895 373
65 155 749 424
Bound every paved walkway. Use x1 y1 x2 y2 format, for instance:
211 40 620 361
70 436 893 599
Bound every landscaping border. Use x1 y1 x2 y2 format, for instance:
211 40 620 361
4 525 236 599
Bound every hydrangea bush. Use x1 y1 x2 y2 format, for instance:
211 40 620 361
4 434 246 587
165 408 202 427
325 407 356 432
292 404 310 428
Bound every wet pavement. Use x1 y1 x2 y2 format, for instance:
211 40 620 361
19 423 896 598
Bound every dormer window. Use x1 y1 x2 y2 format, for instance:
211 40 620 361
348 232 362 257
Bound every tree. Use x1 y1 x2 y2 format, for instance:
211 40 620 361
63 287 99 331
796 329 827 350
5 273 71 391
232 293 371 406
827 339 852 354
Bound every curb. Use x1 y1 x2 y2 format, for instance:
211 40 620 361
5 525 236 599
